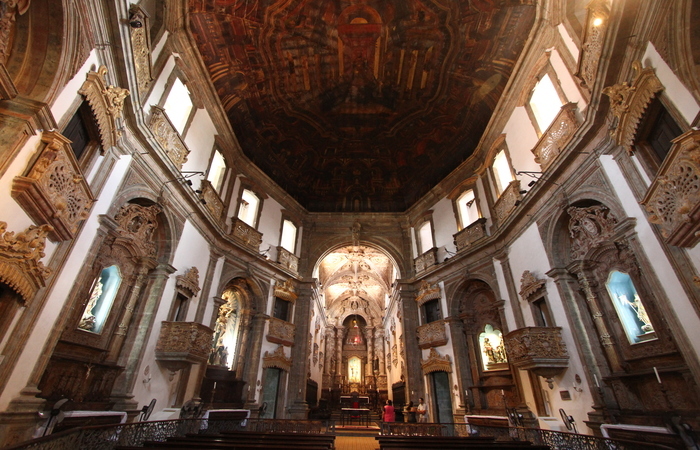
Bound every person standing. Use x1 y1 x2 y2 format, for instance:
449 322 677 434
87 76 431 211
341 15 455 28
383 399 395 422
416 397 429 423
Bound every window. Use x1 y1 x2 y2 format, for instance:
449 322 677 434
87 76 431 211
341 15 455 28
492 149 514 195
528 74 564 134
162 77 193 134
273 297 291 321
207 149 227 194
78 265 122 334
605 270 655 344
280 219 297 253
238 189 260 227
456 189 479 228
172 292 189 322
63 101 101 172
635 98 684 174
418 220 434 254
423 299 441 324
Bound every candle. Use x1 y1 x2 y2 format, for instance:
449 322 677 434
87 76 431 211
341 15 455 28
464 390 469 398
593 374 599 388
501 389 505 396
654 367 662 384
213 381 217 390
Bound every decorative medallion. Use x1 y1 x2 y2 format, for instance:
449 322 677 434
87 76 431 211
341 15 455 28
114 203 162 257
568 205 617 260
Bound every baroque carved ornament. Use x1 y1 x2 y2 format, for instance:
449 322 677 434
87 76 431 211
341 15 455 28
641 129 700 247
128 5 153 98
0 0 30 65
603 61 664 153
176 267 201 297
263 345 292 372
416 320 448 349
274 278 297 302
114 203 162 257
576 0 610 91
78 66 130 150
12 131 95 241
420 348 452 375
415 279 440 307
0 221 51 303
568 205 617 260
519 270 546 301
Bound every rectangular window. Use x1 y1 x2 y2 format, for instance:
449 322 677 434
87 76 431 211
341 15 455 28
457 189 479 228
162 77 193 134
423 299 441 323
273 297 290 321
531 298 553 327
238 189 260 227
492 150 513 195
529 74 563 133
172 293 189 322
418 221 433 254
280 219 297 253
207 149 227 193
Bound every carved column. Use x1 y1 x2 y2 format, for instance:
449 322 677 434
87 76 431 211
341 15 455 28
111 262 176 411
376 328 386 377
365 326 374 386
335 325 344 380
287 281 316 418
493 250 524 330
195 251 223 324
324 326 334 375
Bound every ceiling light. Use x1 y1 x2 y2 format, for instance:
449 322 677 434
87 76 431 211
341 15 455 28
592 17 603 27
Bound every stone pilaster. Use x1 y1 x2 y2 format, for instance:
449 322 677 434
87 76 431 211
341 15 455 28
286 280 316 418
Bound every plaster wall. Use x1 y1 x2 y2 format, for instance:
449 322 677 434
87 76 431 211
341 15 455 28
432 196 457 254
258 197 283 254
182 108 217 175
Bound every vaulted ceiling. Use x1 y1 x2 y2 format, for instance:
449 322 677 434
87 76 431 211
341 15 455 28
188 0 536 212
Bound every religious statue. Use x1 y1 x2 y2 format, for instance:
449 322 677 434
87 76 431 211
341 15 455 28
621 293 653 333
79 278 103 331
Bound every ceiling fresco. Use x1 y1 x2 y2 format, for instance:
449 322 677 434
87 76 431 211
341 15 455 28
188 0 536 212
317 245 395 327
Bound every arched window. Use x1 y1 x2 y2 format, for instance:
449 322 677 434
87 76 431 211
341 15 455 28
162 77 193 134
456 189 480 228
605 270 655 344
238 189 260 228
78 265 122 334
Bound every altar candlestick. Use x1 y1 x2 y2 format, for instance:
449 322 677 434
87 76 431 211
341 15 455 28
654 367 662 384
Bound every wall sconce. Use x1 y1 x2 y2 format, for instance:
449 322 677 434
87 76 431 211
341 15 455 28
572 374 583 393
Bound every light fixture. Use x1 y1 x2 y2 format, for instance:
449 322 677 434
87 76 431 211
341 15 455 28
592 17 603 27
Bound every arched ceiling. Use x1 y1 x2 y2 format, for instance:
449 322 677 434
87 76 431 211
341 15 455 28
188 0 536 212
318 246 394 326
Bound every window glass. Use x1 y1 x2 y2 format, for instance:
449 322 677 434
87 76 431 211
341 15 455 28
418 221 433 254
280 219 297 253
162 77 193 134
457 189 479 228
492 150 513 195
529 74 563 132
605 271 655 344
207 150 227 193
238 189 260 227
78 265 122 334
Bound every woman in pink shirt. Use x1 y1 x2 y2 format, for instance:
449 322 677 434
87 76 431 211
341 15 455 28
383 399 395 422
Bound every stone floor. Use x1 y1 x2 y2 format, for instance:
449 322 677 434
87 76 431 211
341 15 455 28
335 435 379 450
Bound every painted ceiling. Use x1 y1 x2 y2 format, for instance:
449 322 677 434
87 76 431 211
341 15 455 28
188 0 535 212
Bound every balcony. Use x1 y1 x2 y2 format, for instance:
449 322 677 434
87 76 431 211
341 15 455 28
493 180 523 226
12 131 95 242
276 246 299 274
155 321 214 371
414 247 438 274
417 320 448 349
504 327 568 387
641 129 700 247
199 179 225 223
149 106 190 169
267 317 296 347
454 218 487 252
532 103 580 171
230 217 263 251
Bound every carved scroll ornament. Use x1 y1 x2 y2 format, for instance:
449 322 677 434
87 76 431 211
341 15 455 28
603 61 664 152
267 317 295 346
421 348 452 374
0 0 31 65
0 221 52 303
149 106 190 169
414 248 437 273
155 321 214 369
576 0 609 90
519 270 546 301
78 66 130 149
416 320 448 349
231 217 263 251
12 131 95 241
641 129 700 247
114 203 162 257
176 267 201 297
263 345 292 372
568 205 617 259
415 279 440 307
274 278 297 302
277 246 299 274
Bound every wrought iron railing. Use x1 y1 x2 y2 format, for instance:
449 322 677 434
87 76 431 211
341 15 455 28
379 422 678 450
5 419 336 450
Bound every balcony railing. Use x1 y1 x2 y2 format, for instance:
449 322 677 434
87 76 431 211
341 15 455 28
453 218 487 252
276 246 299 274
149 106 190 169
416 320 448 349
492 180 523 226
155 321 214 371
267 317 296 347
230 218 263 252
414 247 438 274
532 102 580 171
198 180 225 223
641 129 700 247
504 327 568 385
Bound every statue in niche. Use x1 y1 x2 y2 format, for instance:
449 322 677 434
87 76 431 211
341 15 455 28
621 293 653 333
79 278 103 331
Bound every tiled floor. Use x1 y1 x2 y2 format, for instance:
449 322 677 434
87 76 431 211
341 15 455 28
335 435 379 450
